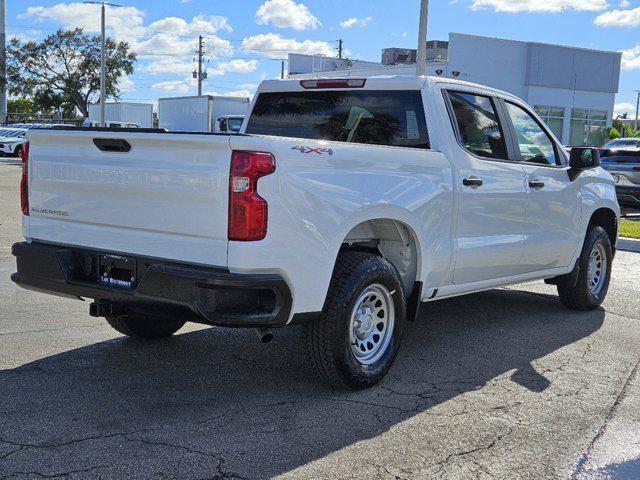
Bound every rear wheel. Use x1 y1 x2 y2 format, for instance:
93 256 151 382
105 314 186 340
557 225 612 311
302 251 406 389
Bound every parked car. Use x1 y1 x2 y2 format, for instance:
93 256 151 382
216 115 245 133
12 76 620 389
9 123 69 129
600 138 640 208
0 128 28 157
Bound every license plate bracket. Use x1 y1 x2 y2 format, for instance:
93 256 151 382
98 254 136 290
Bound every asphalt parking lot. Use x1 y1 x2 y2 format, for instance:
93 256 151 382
1 164 639 480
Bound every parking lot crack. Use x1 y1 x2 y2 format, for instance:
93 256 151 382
0 465 106 479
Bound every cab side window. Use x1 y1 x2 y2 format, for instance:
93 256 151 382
505 102 558 166
447 91 507 160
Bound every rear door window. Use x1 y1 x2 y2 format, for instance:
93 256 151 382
246 90 429 149
446 91 508 160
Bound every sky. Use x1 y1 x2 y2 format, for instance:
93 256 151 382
7 0 640 116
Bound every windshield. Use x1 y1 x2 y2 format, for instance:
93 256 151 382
0 129 26 138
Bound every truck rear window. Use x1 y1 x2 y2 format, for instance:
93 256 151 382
246 90 429 149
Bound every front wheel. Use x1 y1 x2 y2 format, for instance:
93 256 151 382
557 225 613 311
302 251 406 390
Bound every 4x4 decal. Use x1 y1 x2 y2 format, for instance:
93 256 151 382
291 146 334 156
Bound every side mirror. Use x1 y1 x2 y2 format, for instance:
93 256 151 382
570 147 601 169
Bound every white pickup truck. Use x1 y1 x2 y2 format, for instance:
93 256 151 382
12 76 620 389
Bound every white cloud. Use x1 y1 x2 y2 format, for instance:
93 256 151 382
145 58 257 77
148 15 232 35
135 33 233 59
620 0 631 6
242 33 335 58
20 3 146 37
614 102 635 115
18 5 234 59
255 0 321 30
144 58 195 75
205 89 255 99
595 7 640 26
118 76 136 93
469 0 608 13
152 78 195 94
621 43 640 69
212 59 259 75
340 16 372 28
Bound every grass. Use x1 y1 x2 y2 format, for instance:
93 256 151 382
620 219 640 239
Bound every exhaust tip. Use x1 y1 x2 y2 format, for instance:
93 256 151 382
254 328 274 343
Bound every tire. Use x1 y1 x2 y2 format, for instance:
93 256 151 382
302 251 407 390
14 145 22 158
105 314 186 340
557 225 613 311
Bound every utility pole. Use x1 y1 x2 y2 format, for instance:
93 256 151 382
416 0 429 76
338 39 343 59
197 35 204 96
635 89 640 132
0 0 7 126
271 58 287 79
84 2 122 127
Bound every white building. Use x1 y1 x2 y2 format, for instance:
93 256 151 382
289 33 622 146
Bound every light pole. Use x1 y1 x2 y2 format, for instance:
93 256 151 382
634 89 640 133
416 0 429 76
84 1 122 127
0 0 6 125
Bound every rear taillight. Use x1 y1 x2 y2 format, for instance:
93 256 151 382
228 151 275 241
20 142 29 216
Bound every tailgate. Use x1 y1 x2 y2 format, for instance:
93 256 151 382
26 130 231 267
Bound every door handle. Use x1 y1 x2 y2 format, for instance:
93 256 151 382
529 180 545 190
463 177 483 187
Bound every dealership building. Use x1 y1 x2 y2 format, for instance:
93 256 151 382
288 33 622 146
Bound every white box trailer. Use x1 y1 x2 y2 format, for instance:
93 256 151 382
87 102 154 128
158 95 250 133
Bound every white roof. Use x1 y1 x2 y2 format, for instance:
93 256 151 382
256 75 519 101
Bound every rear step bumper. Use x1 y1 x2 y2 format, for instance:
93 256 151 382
11 241 292 328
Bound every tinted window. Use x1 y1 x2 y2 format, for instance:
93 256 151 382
506 102 557 166
246 90 429 149
447 92 507 160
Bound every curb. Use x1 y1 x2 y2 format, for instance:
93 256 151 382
618 237 640 253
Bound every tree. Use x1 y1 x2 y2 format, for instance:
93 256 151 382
7 97 37 117
7 28 136 117
607 127 621 140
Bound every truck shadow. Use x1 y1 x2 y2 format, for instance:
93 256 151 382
0 288 605 479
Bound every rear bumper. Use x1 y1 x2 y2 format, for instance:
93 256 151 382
615 185 640 207
11 241 292 327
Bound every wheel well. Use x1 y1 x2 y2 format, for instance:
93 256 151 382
589 208 617 247
341 219 419 296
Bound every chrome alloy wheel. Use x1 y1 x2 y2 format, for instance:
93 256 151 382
587 243 607 295
349 283 395 365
